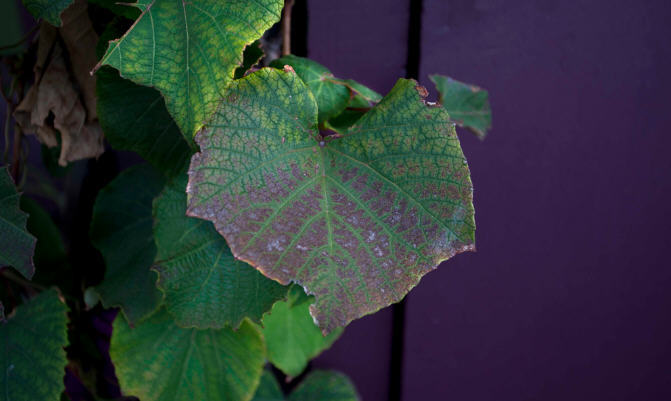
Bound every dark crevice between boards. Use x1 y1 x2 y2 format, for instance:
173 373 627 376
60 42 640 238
290 0 308 57
390 1 423 400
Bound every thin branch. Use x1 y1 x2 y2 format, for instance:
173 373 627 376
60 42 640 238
282 0 295 56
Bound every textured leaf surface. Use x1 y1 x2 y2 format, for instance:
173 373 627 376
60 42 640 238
251 370 359 401
97 67 193 178
0 167 36 279
22 0 73 26
111 308 265 401
97 0 283 138
90 164 164 324
0 289 68 401
270 55 350 124
153 175 287 329
187 68 475 333
430 74 492 139
261 285 342 377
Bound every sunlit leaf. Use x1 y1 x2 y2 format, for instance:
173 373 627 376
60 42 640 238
251 370 360 401
96 0 283 138
22 0 73 26
261 285 342 377
90 164 164 324
97 67 193 178
187 68 475 333
0 167 36 279
430 74 492 139
153 174 287 329
111 308 265 401
0 289 68 400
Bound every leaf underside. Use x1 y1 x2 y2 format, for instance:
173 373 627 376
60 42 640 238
0 289 68 401
98 0 283 138
0 166 36 279
187 68 475 333
261 285 342 377
430 74 492 139
111 308 265 401
90 163 165 324
153 174 288 329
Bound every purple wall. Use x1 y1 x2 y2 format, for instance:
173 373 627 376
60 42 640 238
310 0 671 400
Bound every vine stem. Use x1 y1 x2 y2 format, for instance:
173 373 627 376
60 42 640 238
282 0 295 56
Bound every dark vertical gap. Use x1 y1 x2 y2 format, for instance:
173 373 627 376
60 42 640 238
390 1 423 400
290 0 308 57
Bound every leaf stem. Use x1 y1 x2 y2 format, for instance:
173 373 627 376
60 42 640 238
282 0 295 56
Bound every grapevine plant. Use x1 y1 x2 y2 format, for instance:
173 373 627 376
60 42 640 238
0 0 491 399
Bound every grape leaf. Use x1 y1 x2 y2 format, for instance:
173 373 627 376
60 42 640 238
90 164 164 324
0 289 68 401
22 0 73 26
261 285 342 377
0 167 36 279
96 0 283 138
430 74 492 139
153 174 287 329
97 67 193 178
325 78 382 133
270 55 350 124
251 370 360 401
187 68 475 333
111 307 265 401
235 40 264 79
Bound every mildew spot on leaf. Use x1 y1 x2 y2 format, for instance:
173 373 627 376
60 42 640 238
187 68 475 333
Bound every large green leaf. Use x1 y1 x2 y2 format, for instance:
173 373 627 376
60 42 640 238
0 289 68 401
97 67 193 178
0 167 36 279
96 0 283 138
251 370 359 401
90 164 164 324
234 40 264 79
22 0 73 26
153 174 287 329
270 56 350 124
261 285 342 377
430 74 492 139
187 68 475 333
111 308 265 401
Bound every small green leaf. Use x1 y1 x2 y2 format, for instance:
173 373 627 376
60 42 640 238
153 174 287 329
90 164 164 324
325 79 382 133
187 68 475 333
270 55 350 124
235 40 264 79
22 0 73 26
261 286 342 377
251 370 360 401
97 0 283 138
111 308 266 401
97 67 193 178
430 74 492 139
0 289 68 401
0 167 36 279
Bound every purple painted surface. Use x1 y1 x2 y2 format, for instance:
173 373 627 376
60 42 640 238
307 1 410 400
401 0 671 400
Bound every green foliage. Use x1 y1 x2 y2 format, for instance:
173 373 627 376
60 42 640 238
90 164 164 324
111 308 266 401
97 0 284 138
430 74 492 139
0 289 68 400
153 175 288 329
187 68 475 332
251 370 360 401
261 285 342 377
0 167 36 279
235 40 264 79
21 0 73 26
97 67 193 178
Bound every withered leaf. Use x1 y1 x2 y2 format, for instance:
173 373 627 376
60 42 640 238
187 68 475 333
